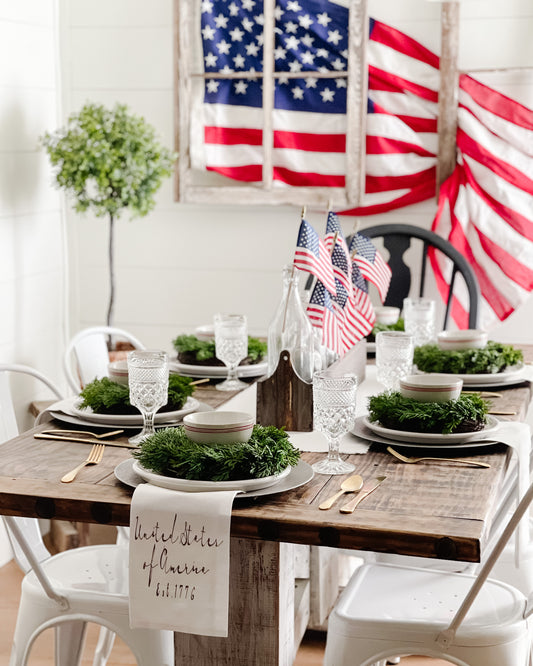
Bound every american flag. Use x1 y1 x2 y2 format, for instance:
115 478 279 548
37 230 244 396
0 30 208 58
323 211 375 349
348 232 392 302
346 18 439 215
193 1 439 209
306 280 343 354
293 219 336 296
430 74 533 329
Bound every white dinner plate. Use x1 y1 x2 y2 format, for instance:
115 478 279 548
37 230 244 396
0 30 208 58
171 360 268 379
351 416 502 451
416 363 526 388
132 460 291 492
64 396 200 426
114 459 313 497
361 414 501 445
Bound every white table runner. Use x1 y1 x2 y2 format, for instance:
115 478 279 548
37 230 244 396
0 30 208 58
129 483 238 637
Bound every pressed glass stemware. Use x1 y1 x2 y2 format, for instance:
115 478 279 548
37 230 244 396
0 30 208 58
312 371 357 475
214 313 248 391
127 350 169 444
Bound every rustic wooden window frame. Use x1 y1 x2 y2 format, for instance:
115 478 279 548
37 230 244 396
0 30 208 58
173 0 368 207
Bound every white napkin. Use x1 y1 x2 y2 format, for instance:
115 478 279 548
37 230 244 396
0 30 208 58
129 483 238 637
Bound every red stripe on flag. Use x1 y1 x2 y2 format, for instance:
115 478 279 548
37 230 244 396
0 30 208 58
273 167 345 187
365 167 436 192
458 129 533 195
370 102 438 133
462 161 533 243
343 178 436 216
204 126 263 146
460 75 533 131
369 66 438 103
206 164 262 182
366 135 435 157
274 130 345 152
370 19 440 69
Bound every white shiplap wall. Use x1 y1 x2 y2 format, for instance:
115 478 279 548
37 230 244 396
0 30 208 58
0 0 66 564
0 0 67 413
60 0 533 352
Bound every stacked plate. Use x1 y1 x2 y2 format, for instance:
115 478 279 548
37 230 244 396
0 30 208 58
171 360 268 380
46 396 201 430
352 415 502 450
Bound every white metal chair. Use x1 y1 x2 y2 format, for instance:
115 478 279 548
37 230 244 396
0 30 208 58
324 468 533 665
63 326 145 393
0 364 173 666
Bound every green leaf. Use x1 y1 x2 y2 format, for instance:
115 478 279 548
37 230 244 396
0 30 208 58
40 102 176 220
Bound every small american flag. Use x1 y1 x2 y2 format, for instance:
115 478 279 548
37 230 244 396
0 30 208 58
348 233 392 303
306 280 343 354
323 211 375 350
293 219 336 296
431 74 533 329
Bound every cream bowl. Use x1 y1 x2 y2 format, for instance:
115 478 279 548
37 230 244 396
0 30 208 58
374 306 401 325
108 360 129 385
183 410 255 444
437 329 488 351
400 374 463 403
194 324 215 341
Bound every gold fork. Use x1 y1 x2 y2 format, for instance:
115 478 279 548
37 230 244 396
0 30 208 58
61 444 105 483
386 446 491 468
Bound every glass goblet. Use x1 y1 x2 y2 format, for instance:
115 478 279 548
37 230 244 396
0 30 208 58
214 313 249 391
375 331 414 392
127 350 169 445
312 371 357 475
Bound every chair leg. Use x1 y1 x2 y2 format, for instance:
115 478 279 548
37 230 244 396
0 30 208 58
55 620 88 666
92 626 116 666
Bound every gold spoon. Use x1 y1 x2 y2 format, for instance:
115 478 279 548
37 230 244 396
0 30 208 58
387 446 491 468
318 475 364 510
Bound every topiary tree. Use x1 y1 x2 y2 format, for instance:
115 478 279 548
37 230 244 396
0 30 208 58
41 102 176 329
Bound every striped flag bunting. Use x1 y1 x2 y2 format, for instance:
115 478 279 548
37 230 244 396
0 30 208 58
430 74 533 329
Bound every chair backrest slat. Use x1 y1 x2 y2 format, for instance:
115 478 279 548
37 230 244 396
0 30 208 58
63 326 146 392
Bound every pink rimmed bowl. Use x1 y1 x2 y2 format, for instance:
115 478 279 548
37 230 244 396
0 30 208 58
183 410 255 444
399 374 463 403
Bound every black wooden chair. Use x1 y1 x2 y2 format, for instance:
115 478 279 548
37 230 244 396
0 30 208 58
355 223 480 330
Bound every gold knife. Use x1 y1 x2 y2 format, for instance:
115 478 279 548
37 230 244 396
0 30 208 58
34 433 138 449
339 476 386 514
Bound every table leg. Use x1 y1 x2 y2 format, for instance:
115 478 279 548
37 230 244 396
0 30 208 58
173 537 295 665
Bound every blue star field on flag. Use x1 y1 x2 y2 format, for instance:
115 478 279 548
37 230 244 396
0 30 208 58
201 0 348 114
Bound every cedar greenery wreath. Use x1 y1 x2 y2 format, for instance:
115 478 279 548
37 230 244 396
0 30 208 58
368 392 489 434
133 425 300 481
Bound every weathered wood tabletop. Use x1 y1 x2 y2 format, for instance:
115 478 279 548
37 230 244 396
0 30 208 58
2 372 531 563
5 348 533 665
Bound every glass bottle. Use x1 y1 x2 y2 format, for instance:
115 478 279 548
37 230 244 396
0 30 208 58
267 266 315 383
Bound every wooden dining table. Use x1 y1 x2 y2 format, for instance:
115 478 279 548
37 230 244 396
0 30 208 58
2 347 533 665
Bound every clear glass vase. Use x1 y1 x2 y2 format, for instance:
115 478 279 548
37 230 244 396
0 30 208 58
267 266 316 383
